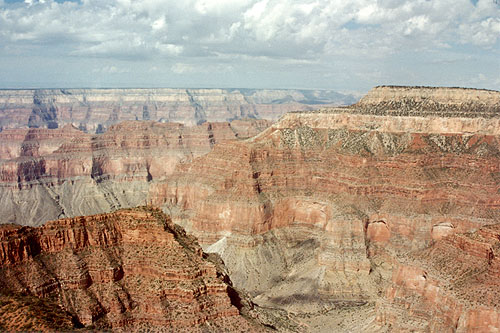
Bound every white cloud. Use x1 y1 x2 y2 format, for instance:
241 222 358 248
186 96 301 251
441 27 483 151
92 65 130 74
156 43 183 56
151 16 166 31
171 62 235 74
459 17 500 46
171 63 196 74
195 0 252 15
1 0 498 58
0 0 498 90
403 15 429 35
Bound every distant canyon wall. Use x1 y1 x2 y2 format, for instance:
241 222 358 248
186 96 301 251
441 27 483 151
0 88 356 132
0 119 270 226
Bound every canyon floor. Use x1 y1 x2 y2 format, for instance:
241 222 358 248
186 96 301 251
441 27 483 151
0 86 499 332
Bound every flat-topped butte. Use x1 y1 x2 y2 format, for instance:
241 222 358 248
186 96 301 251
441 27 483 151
291 86 500 118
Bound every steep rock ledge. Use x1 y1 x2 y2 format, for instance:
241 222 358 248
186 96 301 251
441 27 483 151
155 86 500 331
0 207 266 331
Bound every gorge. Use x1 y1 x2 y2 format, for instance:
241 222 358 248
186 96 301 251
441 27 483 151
0 86 499 332
0 88 355 132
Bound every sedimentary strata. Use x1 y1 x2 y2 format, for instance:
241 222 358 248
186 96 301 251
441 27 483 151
154 86 500 331
0 88 354 132
1 86 499 331
0 207 262 331
0 119 269 226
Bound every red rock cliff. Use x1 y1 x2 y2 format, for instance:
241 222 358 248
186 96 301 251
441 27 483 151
0 207 260 331
153 86 500 330
376 224 500 332
0 119 270 226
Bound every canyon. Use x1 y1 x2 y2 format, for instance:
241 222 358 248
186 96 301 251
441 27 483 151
153 86 500 331
0 86 499 331
0 207 271 331
0 118 270 226
0 88 355 132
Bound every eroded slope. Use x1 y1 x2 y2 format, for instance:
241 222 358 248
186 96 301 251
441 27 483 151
155 86 500 331
0 207 263 331
0 119 269 226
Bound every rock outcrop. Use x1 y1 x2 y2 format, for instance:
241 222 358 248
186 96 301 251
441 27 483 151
1 85 499 331
376 224 500 332
0 88 355 132
0 207 263 331
0 119 270 226
154 86 500 331
353 85 500 118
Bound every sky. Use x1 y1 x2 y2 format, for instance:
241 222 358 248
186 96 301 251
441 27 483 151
0 0 498 93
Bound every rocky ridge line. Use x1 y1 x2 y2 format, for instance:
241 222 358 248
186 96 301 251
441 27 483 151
0 88 356 132
0 207 288 331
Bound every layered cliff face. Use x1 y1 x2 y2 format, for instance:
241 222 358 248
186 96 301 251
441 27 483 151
0 88 355 132
1 85 499 331
0 207 264 331
0 119 270 226
154 86 500 330
376 224 500 332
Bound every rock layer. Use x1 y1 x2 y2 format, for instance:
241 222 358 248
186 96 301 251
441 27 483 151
376 224 500 332
0 207 260 331
0 88 355 132
1 85 499 331
0 119 270 226
154 86 500 331
353 85 500 118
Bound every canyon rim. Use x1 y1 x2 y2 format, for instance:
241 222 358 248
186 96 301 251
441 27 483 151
0 86 499 331
1 0 499 330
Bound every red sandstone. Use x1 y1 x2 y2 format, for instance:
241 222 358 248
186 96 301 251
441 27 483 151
0 207 261 331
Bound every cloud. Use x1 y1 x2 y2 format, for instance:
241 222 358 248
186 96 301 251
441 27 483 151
92 65 130 74
151 16 166 31
1 0 498 58
171 63 196 74
171 62 234 74
0 0 498 90
156 43 183 56
459 17 500 46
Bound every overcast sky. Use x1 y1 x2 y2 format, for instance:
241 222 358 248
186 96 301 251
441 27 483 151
0 0 498 92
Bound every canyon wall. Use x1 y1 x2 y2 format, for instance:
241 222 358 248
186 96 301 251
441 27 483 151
0 88 355 132
0 119 270 226
376 223 500 332
1 85 499 331
0 207 265 331
153 86 500 331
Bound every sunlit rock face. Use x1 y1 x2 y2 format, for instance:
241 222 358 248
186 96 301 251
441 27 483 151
156 86 500 331
1 85 499 331
0 207 262 331
377 224 500 332
0 119 270 226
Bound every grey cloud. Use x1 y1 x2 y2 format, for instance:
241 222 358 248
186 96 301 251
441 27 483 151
0 0 498 90
1 0 498 59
